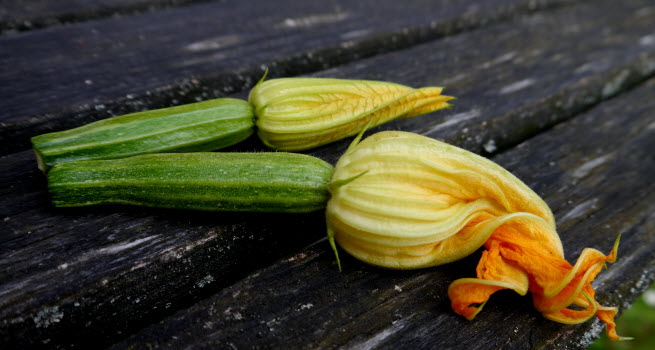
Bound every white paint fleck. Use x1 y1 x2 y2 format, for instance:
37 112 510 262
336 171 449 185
84 79 93 85
185 35 241 51
130 261 149 271
57 263 68 270
441 72 469 85
97 235 158 255
423 109 481 134
174 53 227 67
478 51 517 69
574 60 610 74
483 139 497 153
34 306 64 328
634 270 651 290
297 303 314 311
572 154 613 178
499 78 535 95
340 40 355 48
278 12 349 28
224 307 244 321
394 285 403 292
602 70 631 98
160 232 217 261
559 198 598 224
349 317 409 349
4 217 10 222
639 34 655 46
196 274 215 288
266 317 281 331
341 29 371 40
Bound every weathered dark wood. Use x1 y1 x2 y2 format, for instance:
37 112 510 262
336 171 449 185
1 1 654 348
112 77 655 350
303 0 655 158
0 0 213 34
0 0 577 155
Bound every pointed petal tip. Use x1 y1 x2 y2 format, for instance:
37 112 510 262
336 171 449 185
465 300 487 321
615 336 634 342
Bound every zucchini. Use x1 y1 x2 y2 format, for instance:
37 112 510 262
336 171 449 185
32 98 254 172
47 152 334 213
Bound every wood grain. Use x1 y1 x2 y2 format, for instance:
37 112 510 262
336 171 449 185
0 0 577 155
112 78 655 350
1 0 654 348
0 0 213 33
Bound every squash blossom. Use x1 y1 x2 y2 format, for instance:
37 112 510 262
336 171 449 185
248 77 453 151
326 131 625 341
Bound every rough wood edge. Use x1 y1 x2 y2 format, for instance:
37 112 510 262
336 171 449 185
0 0 214 34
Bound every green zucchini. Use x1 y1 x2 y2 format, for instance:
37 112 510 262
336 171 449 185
32 98 254 172
47 152 334 213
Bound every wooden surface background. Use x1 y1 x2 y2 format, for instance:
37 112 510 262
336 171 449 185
1 0 654 349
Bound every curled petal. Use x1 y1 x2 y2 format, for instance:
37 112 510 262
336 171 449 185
542 291 597 325
597 305 633 341
448 278 526 320
448 246 529 320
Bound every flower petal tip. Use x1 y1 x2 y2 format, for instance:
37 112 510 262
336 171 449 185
608 234 621 263
465 300 487 321
614 336 634 342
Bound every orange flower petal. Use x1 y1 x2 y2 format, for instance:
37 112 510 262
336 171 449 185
597 305 633 341
449 231 623 340
448 278 526 320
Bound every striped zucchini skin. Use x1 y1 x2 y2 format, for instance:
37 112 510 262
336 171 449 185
32 98 255 172
47 152 334 213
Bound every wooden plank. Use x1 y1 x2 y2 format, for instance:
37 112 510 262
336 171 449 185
304 1 655 158
0 0 577 155
2 0 655 347
0 0 212 34
111 77 655 350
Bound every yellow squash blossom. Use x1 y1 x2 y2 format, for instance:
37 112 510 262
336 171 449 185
326 131 625 341
248 77 453 151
